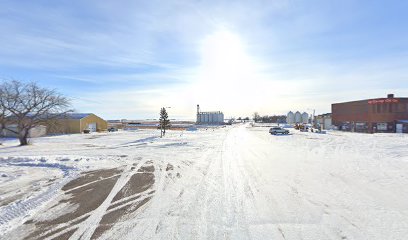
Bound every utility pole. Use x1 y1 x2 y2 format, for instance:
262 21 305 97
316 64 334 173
307 108 315 126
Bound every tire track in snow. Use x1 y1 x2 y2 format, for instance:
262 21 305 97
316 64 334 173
231 127 303 239
160 127 252 239
68 158 148 240
0 163 78 236
64 173 122 194
106 191 155 214
172 142 227 239
37 213 92 240
116 156 174 239
103 137 226 239
219 127 252 239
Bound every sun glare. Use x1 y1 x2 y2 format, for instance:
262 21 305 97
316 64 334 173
200 30 251 84
192 30 262 113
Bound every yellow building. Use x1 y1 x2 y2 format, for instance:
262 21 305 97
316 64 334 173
47 113 108 134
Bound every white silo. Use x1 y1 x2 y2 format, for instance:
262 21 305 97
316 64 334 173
294 111 302 123
218 112 224 123
301 112 309 124
287 111 295 124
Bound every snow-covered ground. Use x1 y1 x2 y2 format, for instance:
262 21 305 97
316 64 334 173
1 125 408 239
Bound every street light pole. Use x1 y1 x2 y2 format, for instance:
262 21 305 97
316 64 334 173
307 108 315 126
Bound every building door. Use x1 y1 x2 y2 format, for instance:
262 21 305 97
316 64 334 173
88 123 97 132
396 124 403 133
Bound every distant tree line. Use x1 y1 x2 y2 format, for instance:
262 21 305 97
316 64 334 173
253 112 286 123
236 117 250 122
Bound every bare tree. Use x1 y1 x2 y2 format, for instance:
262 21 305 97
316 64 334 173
0 80 71 145
0 99 6 142
253 112 260 122
0 86 11 140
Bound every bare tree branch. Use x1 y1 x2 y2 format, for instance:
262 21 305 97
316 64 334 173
0 79 72 145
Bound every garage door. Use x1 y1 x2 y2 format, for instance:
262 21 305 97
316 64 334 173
88 123 97 132
396 124 403 133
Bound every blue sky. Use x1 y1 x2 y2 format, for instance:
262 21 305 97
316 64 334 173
1 0 407 119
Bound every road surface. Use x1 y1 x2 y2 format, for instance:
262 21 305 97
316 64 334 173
104 126 408 240
2 125 408 240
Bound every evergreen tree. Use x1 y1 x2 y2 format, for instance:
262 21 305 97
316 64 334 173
159 107 171 137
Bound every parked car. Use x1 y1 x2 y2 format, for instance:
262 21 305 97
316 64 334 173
108 127 118 132
269 127 289 135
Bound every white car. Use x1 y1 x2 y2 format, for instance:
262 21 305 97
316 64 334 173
269 127 289 135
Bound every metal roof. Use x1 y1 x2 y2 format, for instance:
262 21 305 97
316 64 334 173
198 111 223 114
65 113 92 120
5 113 93 120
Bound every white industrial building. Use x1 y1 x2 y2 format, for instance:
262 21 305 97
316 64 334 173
196 105 224 125
1 125 47 138
315 113 332 130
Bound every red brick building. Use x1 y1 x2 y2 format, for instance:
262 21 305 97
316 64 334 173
332 94 408 133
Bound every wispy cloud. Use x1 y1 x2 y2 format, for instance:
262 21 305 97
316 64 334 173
1 0 407 118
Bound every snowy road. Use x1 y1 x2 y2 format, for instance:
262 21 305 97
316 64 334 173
113 125 408 240
104 125 408 240
1 125 408 239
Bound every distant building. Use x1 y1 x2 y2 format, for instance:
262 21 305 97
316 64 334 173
315 113 332 130
1 125 47 138
1 113 108 137
47 113 108 134
332 94 408 133
196 105 224 125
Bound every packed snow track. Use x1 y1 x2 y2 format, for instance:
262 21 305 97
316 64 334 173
1 125 408 239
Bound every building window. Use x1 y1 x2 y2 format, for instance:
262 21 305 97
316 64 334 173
355 122 368 132
340 122 352 131
377 123 387 131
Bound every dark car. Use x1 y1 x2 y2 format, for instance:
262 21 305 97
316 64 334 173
108 127 118 132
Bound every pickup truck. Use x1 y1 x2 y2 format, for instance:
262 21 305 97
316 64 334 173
269 127 289 135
